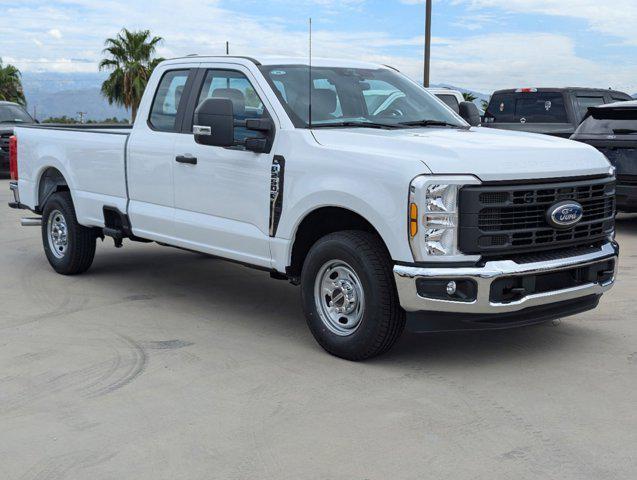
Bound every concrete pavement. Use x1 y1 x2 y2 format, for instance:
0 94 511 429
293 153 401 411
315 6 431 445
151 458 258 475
1 180 635 479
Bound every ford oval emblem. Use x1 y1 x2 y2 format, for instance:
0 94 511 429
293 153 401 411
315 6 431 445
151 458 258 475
547 201 584 229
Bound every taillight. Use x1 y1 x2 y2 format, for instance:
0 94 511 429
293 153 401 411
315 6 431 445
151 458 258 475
9 135 17 181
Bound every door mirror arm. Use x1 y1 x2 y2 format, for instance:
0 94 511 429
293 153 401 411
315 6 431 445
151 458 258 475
244 118 273 132
243 137 269 153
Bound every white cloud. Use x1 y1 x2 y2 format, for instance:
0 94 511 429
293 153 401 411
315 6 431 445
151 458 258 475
48 28 62 39
4 57 97 74
452 0 637 45
427 31 637 93
2 0 637 95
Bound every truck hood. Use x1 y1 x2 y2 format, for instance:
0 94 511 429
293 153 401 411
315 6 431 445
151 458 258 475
311 126 612 182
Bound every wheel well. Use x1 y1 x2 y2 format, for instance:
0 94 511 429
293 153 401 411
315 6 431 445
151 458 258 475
37 167 69 212
288 207 387 279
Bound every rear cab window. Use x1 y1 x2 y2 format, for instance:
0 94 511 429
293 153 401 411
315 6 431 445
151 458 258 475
486 92 568 124
149 70 191 132
435 94 460 114
575 107 637 136
576 96 606 122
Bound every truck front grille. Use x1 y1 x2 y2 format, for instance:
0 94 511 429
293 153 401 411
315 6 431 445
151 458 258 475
459 176 616 256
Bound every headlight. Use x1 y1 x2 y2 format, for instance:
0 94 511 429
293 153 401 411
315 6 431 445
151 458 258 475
408 175 481 262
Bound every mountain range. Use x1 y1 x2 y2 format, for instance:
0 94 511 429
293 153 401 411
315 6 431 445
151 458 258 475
22 72 129 121
20 72 491 122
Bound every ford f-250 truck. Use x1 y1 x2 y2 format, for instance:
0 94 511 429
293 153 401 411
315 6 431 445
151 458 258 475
8 56 619 360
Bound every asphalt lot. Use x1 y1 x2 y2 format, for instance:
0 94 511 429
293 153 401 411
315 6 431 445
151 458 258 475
1 179 636 480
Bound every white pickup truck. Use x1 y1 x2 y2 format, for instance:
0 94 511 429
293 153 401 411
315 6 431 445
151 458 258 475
8 56 619 360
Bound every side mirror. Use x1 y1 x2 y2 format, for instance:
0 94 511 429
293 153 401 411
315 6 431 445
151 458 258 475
194 98 235 147
459 101 481 127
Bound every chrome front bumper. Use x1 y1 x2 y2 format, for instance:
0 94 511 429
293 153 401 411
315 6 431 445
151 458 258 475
394 242 618 314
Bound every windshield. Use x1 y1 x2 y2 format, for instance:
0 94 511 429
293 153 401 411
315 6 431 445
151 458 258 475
0 104 34 124
575 108 637 135
258 65 466 129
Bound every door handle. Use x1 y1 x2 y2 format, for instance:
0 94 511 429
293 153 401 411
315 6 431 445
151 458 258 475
176 155 197 165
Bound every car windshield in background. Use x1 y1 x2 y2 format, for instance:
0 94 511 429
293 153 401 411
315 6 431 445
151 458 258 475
258 65 466 129
575 107 637 135
486 92 568 124
0 104 34 124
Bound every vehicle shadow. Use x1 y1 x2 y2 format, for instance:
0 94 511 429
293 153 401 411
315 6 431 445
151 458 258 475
616 213 637 234
83 243 606 366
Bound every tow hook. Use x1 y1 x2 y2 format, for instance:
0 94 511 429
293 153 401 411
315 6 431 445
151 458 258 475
21 217 42 227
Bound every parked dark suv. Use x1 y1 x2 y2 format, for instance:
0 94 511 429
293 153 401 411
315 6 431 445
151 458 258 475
483 88 632 138
571 101 637 212
1 102 35 177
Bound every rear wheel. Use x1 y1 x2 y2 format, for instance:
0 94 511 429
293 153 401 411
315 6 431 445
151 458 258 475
41 191 96 275
301 231 405 360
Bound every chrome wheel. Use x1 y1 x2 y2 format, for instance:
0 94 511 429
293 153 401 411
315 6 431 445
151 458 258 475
314 260 365 336
47 209 68 258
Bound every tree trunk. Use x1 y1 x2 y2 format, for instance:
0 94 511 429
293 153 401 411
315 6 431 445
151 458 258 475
131 104 138 124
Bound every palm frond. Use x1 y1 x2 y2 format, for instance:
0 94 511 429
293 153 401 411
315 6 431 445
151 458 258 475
98 29 164 121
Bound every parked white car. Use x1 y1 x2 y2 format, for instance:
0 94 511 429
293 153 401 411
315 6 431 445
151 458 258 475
8 56 618 359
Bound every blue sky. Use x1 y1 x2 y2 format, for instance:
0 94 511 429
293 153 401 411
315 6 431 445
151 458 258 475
2 0 637 94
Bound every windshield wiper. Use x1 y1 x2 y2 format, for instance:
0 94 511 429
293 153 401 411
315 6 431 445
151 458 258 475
310 121 403 130
399 120 466 128
0 120 25 124
613 128 637 135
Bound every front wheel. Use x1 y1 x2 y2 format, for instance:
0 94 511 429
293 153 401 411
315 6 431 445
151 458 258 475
41 191 96 275
301 231 405 360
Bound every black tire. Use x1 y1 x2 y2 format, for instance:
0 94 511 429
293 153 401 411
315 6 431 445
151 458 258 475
41 191 96 275
301 230 405 360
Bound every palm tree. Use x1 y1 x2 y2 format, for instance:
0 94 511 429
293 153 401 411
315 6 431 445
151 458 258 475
462 92 477 103
99 29 164 122
0 59 26 106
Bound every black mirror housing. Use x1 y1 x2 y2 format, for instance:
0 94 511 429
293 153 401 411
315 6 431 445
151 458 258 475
459 101 481 127
194 98 235 146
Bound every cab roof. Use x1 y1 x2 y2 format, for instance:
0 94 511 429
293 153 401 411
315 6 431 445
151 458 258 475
162 55 390 70
493 87 631 96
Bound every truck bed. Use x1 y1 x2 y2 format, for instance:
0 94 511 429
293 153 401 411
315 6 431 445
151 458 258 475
14 124 131 228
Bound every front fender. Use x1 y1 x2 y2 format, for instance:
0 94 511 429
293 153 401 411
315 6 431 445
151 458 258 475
277 189 414 266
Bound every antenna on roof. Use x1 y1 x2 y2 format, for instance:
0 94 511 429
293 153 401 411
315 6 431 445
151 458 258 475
308 17 313 130
226 41 230 55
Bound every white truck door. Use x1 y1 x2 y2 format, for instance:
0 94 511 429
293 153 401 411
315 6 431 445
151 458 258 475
127 68 194 243
172 66 275 268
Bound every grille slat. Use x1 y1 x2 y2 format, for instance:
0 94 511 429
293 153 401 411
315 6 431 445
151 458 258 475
459 177 616 256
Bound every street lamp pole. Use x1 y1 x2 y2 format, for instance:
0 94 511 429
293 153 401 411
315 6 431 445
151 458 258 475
423 0 432 87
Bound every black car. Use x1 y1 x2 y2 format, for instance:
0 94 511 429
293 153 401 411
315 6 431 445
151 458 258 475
571 101 637 212
483 87 632 138
1 101 35 177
